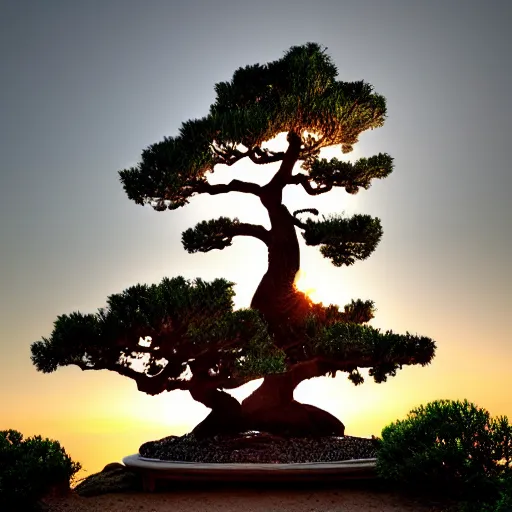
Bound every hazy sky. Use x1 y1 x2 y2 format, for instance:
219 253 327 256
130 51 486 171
1 0 511 475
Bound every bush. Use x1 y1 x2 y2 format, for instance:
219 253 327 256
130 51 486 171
376 399 512 507
0 429 81 510
457 473 512 512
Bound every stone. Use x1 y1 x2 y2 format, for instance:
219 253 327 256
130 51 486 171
74 462 141 497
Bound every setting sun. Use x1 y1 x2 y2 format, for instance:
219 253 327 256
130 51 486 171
294 269 320 302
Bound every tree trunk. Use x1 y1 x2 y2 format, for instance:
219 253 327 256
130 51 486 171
249 201 313 350
189 379 245 438
189 367 344 438
246 134 345 437
190 134 344 438
240 360 345 437
250 132 307 336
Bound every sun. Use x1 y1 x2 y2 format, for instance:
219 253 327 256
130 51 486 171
293 269 320 303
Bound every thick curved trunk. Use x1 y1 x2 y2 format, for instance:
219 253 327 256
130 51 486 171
250 204 308 336
190 134 343 438
190 366 344 438
189 378 245 438
241 360 345 437
250 132 305 335
246 133 344 437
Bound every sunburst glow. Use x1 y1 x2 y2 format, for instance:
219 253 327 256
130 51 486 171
294 269 320 302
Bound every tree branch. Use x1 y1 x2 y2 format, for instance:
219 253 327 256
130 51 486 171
212 145 286 167
182 217 270 252
196 179 262 197
212 146 246 166
285 354 409 384
248 147 286 164
288 173 333 195
74 359 184 395
206 373 256 391
266 132 302 190
292 208 319 229
228 222 270 245
76 349 253 395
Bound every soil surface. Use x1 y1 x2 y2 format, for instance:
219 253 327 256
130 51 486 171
139 433 378 463
43 484 447 512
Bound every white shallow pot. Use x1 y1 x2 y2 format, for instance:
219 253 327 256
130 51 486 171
123 454 377 491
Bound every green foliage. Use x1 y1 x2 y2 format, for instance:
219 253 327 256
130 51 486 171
305 153 394 194
235 336 287 377
119 43 387 210
186 308 286 377
0 430 81 510
211 42 384 147
31 277 285 391
119 118 215 210
376 400 512 507
31 271 435 393
458 475 512 511
31 277 236 374
340 298 376 324
307 321 435 382
182 217 239 253
301 213 383 266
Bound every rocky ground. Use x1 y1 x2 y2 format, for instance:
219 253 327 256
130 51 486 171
139 432 379 463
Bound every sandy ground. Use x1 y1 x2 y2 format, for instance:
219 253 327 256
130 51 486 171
43 485 446 512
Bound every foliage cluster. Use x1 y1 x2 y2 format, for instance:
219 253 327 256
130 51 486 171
118 43 388 212
0 429 81 510
376 400 512 511
31 277 285 394
300 213 383 266
32 274 435 394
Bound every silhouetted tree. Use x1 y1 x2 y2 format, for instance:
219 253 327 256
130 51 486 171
32 44 435 438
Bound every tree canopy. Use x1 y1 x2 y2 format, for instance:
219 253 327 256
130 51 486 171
32 43 436 437
119 43 388 212
32 277 286 395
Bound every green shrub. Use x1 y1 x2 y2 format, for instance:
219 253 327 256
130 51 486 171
457 473 512 512
376 399 512 507
0 429 81 510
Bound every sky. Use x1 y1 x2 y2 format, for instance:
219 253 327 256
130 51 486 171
1 0 511 478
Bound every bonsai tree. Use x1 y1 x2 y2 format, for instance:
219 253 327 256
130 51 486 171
31 43 435 439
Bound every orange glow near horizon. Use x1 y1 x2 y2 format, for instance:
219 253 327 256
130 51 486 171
6 314 512 480
293 269 320 303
